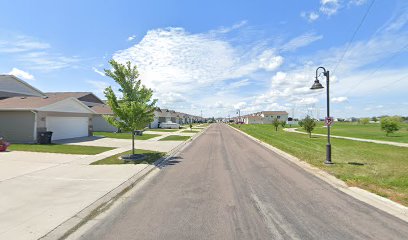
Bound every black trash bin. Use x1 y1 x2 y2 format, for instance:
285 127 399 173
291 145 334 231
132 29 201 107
134 130 143 136
37 131 53 144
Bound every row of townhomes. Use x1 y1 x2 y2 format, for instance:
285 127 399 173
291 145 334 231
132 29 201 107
236 111 289 124
0 75 202 143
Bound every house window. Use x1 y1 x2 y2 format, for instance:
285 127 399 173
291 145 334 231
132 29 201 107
277 116 281 119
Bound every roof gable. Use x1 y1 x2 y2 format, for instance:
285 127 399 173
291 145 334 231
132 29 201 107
38 97 95 114
0 75 45 98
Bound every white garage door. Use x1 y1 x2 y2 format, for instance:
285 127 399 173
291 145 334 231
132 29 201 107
46 116 89 140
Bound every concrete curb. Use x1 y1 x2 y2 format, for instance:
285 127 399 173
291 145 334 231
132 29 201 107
39 126 209 240
229 124 408 223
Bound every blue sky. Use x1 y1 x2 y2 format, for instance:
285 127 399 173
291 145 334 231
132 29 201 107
0 0 407 118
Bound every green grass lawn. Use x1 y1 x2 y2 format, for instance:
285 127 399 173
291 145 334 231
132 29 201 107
93 132 160 140
146 129 180 132
9 144 114 155
91 149 165 165
159 135 191 141
297 122 408 143
233 124 408 206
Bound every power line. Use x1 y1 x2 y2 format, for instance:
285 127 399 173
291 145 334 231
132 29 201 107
332 0 376 75
343 41 408 96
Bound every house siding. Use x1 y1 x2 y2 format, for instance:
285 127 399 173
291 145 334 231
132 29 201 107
0 111 35 143
93 115 117 132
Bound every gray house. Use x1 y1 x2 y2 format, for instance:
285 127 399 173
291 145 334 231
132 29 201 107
0 76 96 142
0 95 95 142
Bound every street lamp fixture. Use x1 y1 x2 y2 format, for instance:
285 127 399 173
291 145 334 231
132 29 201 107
310 66 333 165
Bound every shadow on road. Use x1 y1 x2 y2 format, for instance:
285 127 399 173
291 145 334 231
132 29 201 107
158 156 183 168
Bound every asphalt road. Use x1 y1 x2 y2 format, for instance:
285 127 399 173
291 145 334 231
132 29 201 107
79 123 408 240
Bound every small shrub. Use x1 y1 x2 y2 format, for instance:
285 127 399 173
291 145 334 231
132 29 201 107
381 116 401 136
302 116 316 138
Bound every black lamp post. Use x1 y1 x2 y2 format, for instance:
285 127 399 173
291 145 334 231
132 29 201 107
310 66 333 164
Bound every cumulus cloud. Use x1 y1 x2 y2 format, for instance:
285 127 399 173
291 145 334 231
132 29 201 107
8 67 35 80
113 27 284 104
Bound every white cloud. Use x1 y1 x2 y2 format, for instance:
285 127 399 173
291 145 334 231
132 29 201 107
159 92 187 105
92 67 105 76
228 79 250 89
0 35 80 71
87 80 110 96
234 101 247 110
320 0 341 16
301 12 320 22
281 33 323 52
127 35 136 41
113 27 283 105
7 68 35 80
348 0 367 6
0 36 50 53
331 96 348 103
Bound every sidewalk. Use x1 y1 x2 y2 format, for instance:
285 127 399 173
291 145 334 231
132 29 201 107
0 130 195 240
284 128 408 148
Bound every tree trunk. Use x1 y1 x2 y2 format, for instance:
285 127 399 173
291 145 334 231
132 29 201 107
132 130 135 155
309 132 311 138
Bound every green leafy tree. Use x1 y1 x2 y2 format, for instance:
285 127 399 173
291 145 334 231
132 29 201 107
272 118 280 131
381 116 401 136
104 60 157 156
302 116 316 138
280 120 286 128
371 116 378 122
189 123 193 132
359 117 370 125
298 119 304 127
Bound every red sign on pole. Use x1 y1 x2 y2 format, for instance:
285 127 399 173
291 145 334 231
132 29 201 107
325 117 334 126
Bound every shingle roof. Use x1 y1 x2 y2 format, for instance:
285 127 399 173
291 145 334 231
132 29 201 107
0 95 76 109
91 104 113 114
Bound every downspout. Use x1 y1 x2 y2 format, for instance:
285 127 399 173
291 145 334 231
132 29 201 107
31 110 38 143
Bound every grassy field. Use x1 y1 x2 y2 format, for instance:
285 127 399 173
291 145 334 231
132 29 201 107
9 144 114 155
232 124 408 206
91 149 165 165
146 129 180 132
93 132 160 140
297 122 408 143
159 135 191 141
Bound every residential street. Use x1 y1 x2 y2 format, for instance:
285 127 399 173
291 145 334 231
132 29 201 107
79 123 408 240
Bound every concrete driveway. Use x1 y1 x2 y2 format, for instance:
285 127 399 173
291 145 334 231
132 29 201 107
0 134 190 240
